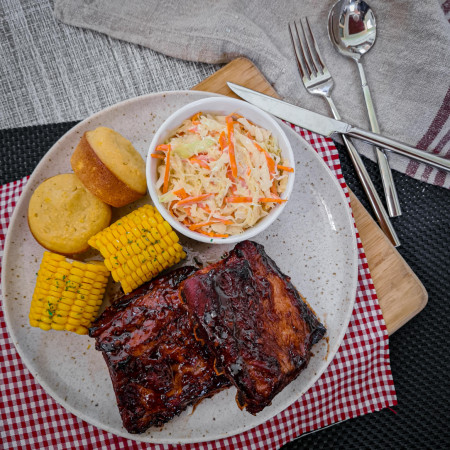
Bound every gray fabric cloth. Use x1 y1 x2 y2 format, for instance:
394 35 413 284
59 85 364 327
1 0 449 187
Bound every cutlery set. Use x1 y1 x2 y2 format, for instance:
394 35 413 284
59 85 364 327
288 16 399 246
228 0 450 247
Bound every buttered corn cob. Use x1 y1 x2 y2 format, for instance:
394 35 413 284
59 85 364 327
29 252 110 334
88 204 186 294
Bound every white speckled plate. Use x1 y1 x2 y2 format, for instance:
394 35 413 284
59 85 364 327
2 91 358 444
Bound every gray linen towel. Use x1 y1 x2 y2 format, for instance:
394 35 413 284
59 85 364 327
53 0 450 188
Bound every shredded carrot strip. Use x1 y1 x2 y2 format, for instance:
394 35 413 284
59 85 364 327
174 207 192 219
226 116 237 177
175 193 214 207
168 200 177 216
225 196 252 203
219 131 227 151
254 142 276 176
277 165 294 172
270 181 278 195
226 168 235 182
191 111 202 124
253 142 265 153
151 153 165 159
189 156 210 170
197 230 229 238
189 217 233 231
162 145 171 194
215 218 233 225
199 204 211 214
265 155 276 176
156 144 170 152
225 196 286 204
238 176 248 190
173 188 188 199
170 203 192 220
189 221 216 231
259 197 287 203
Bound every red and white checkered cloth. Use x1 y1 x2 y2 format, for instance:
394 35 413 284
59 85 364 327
0 128 397 449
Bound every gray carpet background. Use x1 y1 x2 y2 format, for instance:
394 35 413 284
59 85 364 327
0 0 220 130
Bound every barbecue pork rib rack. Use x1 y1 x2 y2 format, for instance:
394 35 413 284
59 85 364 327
181 240 327 414
90 266 231 434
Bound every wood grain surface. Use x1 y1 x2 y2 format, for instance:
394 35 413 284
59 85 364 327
193 57 428 334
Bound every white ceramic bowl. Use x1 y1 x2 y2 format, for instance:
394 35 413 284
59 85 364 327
146 96 295 244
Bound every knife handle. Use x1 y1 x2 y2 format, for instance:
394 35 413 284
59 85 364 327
341 134 400 247
346 127 450 173
325 96 400 246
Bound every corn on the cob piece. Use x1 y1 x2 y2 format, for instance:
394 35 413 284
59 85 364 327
88 204 186 294
29 252 110 335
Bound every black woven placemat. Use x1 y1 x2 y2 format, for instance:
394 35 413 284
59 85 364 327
1 123 449 449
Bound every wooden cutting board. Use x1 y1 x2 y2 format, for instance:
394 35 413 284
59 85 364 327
193 57 427 334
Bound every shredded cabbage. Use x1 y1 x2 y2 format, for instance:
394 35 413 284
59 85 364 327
171 137 215 158
154 112 293 238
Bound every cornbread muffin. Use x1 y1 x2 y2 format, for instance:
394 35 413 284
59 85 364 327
71 127 147 207
28 174 112 255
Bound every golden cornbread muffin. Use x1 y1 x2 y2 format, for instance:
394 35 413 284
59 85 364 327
28 174 112 255
71 127 147 207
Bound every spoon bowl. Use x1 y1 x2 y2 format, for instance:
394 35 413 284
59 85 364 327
328 0 377 60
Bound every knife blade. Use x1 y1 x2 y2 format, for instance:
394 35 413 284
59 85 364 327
227 82 450 173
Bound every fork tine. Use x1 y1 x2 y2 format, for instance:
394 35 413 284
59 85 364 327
296 19 321 76
288 21 311 80
303 17 326 74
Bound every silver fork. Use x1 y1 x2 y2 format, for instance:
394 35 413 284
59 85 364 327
289 18 400 247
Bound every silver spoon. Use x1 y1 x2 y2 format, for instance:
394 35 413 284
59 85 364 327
328 0 402 217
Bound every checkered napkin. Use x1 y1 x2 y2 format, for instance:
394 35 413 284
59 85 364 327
0 129 397 449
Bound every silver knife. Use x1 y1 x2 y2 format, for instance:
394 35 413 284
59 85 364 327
227 83 450 173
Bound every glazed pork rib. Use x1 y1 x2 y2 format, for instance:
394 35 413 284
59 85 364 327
181 240 326 414
89 266 230 434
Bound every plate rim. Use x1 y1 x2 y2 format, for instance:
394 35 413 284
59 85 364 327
2 90 358 443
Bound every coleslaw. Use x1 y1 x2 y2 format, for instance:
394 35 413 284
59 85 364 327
153 112 293 238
